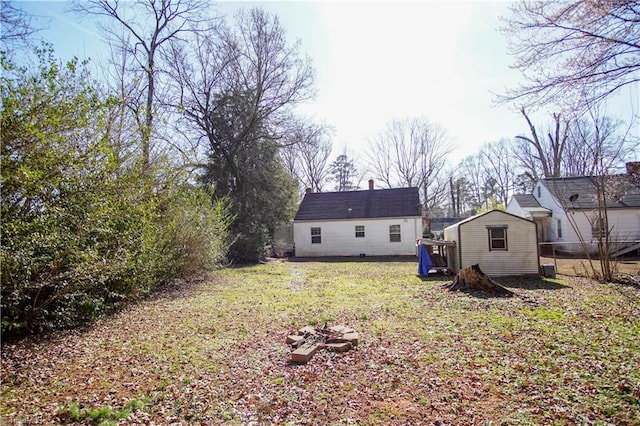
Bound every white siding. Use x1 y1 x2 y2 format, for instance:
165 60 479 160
505 198 529 219
444 210 539 276
294 217 422 257
608 210 640 241
539 181 640 253
537 182 569 236
508 181 640 254
562 208 640 253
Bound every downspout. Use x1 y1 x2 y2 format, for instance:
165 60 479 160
534 221 541 276
457 223 463 272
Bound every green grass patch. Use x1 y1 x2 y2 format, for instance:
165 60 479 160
57 399 146 424
3 260 639 425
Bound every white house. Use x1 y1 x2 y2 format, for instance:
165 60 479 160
443 209 540 276
293 181 422 257
506 162 640 255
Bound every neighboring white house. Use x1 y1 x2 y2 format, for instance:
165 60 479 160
506 162 640 255
443 209 540 276
293 181 422 257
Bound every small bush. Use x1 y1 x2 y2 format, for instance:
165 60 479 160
0 49 232 338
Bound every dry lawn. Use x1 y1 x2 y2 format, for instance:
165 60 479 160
540 256 640 276
1 259 639 425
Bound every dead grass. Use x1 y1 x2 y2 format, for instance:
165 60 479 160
1 260 639 425
540 256 640 276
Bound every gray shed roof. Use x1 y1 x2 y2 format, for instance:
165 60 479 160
541 175 640 209
294 187 421 221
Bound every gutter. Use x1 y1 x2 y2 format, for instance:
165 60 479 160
457 222 463 272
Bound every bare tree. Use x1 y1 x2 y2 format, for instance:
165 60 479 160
510 137 544 190
423 165 452 215
280 121 333 194
366 117 453 213
167 8 314 195
165 7 314 261
364 130 395 189
365 118 422 188
500 0 640 109
73 0 211 172
515 108 570 179
457 154 484 213
515 105 638 183
478 139 518 207
97 34 148 171
564 107 639 177
0 1 41 53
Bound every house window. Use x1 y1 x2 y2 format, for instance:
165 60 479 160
355 225 365 238
536 186 541 198
389 224 401 242
591 217 606 239
557 219 562 239
311 227 321 244
487 225 508 251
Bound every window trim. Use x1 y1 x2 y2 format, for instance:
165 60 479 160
310 227 322 244
487 225 508 251
355 225 365 238
389 224 401 243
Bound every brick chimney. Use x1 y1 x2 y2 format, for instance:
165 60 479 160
368 179 374 190
626 162 640 175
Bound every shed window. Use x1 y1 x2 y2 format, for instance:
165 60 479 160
311 227 322 244
389 224 401 242
536 186 541 198
355 225 365 238
487 225 508 251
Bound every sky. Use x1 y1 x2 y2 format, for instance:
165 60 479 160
14 0 640 170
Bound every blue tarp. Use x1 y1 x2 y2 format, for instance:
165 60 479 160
417 244 432 277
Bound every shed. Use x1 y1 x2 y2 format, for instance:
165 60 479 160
443 209 540 276
293 182 422 257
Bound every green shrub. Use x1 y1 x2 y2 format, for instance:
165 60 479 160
1 49 232 338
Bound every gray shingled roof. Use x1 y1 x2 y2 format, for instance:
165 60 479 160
294 187 421 221
542 175 640 209
512 194 542 208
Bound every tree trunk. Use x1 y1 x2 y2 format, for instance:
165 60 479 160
444 264 514 296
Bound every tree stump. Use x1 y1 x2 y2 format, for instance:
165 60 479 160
444 264 514 296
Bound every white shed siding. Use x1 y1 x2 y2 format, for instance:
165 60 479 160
444 210 539 276
294 217 421 257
